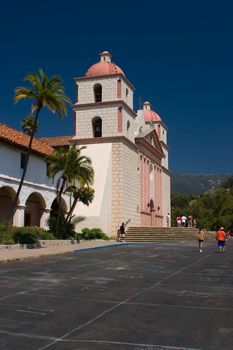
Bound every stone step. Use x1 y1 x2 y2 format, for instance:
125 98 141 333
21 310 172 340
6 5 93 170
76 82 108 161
125 226 214 242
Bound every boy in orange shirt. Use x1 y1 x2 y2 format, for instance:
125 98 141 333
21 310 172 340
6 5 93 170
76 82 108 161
217 227 226 253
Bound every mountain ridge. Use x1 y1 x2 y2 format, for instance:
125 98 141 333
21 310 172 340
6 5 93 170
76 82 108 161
171 173 232 195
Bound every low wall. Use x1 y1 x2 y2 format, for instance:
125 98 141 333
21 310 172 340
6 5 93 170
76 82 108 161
0 240 76 250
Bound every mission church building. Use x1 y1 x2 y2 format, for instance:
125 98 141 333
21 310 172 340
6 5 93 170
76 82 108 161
71 51 170 235
0 51 170 236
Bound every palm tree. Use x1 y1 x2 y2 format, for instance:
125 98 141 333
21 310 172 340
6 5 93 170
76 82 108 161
21 115 39 136
65 185 95 223
12 69 71 217
46 145 94 230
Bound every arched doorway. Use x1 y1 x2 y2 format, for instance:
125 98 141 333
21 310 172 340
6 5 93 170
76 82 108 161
25 192 46 227
0 186 17 224
50 197 67 218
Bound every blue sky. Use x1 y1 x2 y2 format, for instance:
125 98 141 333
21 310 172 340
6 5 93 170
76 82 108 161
0 0 233 173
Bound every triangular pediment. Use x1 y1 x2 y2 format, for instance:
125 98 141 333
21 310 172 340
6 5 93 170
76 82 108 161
135 127 164 158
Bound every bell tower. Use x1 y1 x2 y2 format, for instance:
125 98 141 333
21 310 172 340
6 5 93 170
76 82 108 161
73 51 137 143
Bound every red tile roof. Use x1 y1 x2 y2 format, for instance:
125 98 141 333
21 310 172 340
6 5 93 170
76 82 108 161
39 136 72 146
0 123 54 156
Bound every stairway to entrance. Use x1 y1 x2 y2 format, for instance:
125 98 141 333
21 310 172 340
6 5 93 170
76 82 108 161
125 226 199 242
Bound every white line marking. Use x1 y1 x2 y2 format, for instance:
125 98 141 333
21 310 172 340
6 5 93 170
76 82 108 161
0 330 201 349
38 254 211 349
126 301 233 312
61 339 201 350
27 306 54 312
27 292 118 305
16 309 46 316
0 330 55 341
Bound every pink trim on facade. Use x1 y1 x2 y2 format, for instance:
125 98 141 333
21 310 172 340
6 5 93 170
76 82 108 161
117 79 122 99
147 160 150 209
143 157 146 211
140 156 143 211
157 124 161 138
117 107 123 132
159 168 162 216
154 165 157 211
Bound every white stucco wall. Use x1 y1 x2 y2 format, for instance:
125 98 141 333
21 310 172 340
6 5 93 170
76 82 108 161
0 142 70 227
73 143 112 234
0 143 53 187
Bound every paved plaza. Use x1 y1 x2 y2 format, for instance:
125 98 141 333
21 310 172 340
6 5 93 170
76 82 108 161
0 240 233 349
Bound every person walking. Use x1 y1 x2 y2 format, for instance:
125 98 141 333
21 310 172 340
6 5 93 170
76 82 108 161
166 213 170 227
176 216 181 227
216 227 226 253
119 222 125 242
197 228 205 252
181 214 187 227
188 215 193 227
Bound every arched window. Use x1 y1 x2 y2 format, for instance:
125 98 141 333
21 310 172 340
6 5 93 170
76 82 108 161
126 88 129 97
94 84 102 102
92 117 102 137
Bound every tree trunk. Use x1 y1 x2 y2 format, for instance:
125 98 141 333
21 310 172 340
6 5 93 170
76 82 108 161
56 177 66 236
65 196 78 223
10 106 41 224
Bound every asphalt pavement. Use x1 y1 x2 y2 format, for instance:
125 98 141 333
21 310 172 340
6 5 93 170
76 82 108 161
0 240 233 350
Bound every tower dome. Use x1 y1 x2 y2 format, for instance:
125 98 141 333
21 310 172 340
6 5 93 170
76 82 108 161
143 101 161 123
85 51 125 77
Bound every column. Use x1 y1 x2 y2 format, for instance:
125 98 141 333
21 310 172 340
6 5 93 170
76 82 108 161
40 208 51 229
14 205 26 227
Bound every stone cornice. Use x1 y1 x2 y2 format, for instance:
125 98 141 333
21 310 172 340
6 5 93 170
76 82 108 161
71 136 139 152
73 100 137 118
161 166 172 176
74 73 135 91
160 140 169 149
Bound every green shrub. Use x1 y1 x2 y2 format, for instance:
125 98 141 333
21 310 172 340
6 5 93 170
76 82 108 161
38 230 56 240
81 228 92 240
78 227 109 240
47 215 77 239
12 227 42 244
90 228 109 239
75 232 82 242
0 222 14 244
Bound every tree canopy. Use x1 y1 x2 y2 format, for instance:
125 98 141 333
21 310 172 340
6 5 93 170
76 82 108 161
171 176 233 230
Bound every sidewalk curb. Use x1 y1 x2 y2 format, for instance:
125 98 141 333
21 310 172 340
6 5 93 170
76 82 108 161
74 242 160 252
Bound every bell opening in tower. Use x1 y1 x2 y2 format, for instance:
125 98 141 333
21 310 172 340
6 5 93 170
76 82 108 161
94 83 102 102
92 117 102 137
